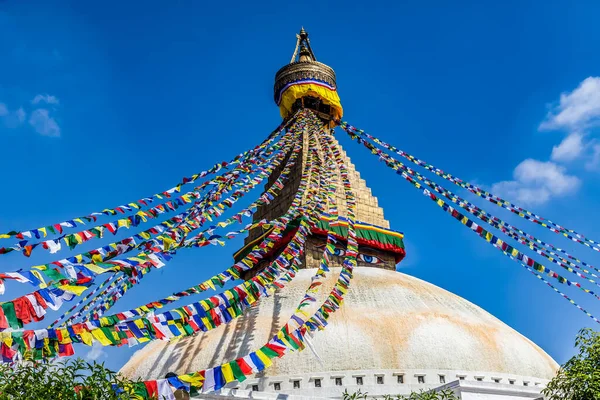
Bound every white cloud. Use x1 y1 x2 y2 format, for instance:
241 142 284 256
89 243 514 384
491 159 580 205
85 341 107 361
586 144 600 171
551 132 585 162
29 108 60 137
31 94 59 105
15 107 25 123
0 104 27 129
540 77 600 131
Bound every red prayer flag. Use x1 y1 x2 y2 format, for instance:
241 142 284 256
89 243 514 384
144 381 158 398
236 358 253 375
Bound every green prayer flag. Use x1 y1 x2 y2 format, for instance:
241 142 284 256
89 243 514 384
229 360 246 382
182 323 194 336
260 345 279 359
44 268 67 282
2 302 21 329
65 235 79 250
283 332 299 350
100 327 119 345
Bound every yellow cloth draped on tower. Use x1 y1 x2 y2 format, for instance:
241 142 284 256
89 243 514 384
278 82 343 121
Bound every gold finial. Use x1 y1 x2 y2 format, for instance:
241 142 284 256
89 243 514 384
290 27 316 63
298 43 312 62
299 27 308 39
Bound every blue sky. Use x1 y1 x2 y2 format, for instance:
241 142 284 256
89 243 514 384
1 1 600 372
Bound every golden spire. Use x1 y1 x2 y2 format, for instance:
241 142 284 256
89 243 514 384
290 27 317 63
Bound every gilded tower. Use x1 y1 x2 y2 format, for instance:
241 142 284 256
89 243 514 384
235 28 406 279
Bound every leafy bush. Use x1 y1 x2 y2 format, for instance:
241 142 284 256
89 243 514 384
342 388 458 400
0 358 145 399
543 328 600 400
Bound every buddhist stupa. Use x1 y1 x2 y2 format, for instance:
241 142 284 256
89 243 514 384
120 29 558 399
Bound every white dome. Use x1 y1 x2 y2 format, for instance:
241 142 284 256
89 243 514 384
120 267 558 394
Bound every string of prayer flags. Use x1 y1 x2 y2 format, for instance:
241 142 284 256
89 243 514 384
0 117 296 243
0 130 296 258
0 113 316 346
0 132 300 294
341 121 600 253
343 125 600 324
0 135 308 331
82 221 294 327
0 221 308 362
52 274 126 328
302 126 359 332
342 126 600 291
156 113 360 393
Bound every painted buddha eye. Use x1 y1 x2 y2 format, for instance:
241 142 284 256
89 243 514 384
358 254 383 264
316 243 346 257
332 248 346 257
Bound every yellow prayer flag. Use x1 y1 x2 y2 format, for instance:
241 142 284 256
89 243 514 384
91 329 113 346
221 363 235 383
180 372 204 388
79 331 93 346
134 319 145 329
201 317 210 328
58 328 72 344
0 234 10 239
136 211 148 222
39 227 47 237
43 338 51 353
199 300 210 311
59 285 88 296
31 270 47 288
204 280 216 291
0 333 13 347
255 350 273 367
84 263 111 274
162 236 175 251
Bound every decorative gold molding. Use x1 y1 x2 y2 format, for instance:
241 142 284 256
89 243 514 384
274 61 337 103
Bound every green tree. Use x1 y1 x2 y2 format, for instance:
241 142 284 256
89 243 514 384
0 358 148 400
543 328 600 400
342 389 458 400
395 390 458 400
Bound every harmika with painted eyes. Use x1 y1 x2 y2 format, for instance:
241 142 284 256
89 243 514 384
316 243 385 265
